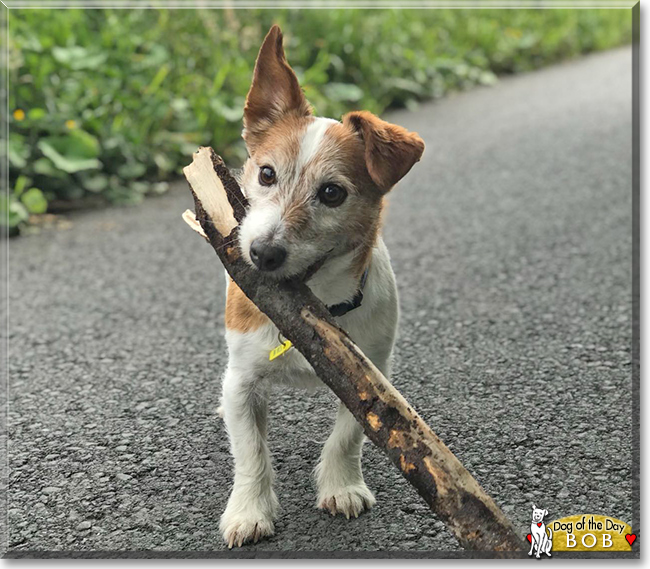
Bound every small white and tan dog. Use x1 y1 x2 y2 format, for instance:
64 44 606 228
218 25 425 547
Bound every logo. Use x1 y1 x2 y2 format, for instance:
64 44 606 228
525 507 636 554
548 514 635 552
527 505 553 558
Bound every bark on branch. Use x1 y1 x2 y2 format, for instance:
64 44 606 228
182 146 526 553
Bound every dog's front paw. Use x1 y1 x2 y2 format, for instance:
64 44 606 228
317 483 376 519
220 491 277 549
219 507 275 548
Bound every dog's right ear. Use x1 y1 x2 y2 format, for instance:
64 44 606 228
343 110 425 193
532 504 537 510
243 25 312 146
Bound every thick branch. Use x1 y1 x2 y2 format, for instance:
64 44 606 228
182 146 526 553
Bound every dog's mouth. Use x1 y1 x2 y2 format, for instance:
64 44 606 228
241 240 335 284
297 249 335 283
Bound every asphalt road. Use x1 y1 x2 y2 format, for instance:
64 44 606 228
7 47 634 556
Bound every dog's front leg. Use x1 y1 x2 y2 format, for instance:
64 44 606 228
314 353 390 518
313 339 397 519
528 531 536 556
535 535 542 558
315 402 376 518
219 367 278 547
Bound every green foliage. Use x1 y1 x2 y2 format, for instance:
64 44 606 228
7 8 631 230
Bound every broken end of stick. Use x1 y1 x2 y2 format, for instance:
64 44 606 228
182 209 208 240
183 147 239 237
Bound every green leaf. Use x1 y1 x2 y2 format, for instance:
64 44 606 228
14 175 29 197
153 152 174 172
385 77 427 97
28 108 47 120
129 181 150 194
8 135 29 168
38 142 101 173
138 44 169 68
323 83 364 103
83 175 109 193
37 130 101 173
21 187 47 214
478 71 498 86
33 157 66 178
117 162 146 179
52 46 107 70
144 64 170 95
106 183 144 205
210 99 244 123
0 194 29 228
171 98 189 113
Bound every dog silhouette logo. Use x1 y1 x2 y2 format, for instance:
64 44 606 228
527 505 553 558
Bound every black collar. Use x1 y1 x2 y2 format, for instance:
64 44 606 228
327 268 369 318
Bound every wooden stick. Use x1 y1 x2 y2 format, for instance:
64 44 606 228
182 147 526 553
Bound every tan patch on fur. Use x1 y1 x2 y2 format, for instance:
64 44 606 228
243 25 313 149
225 279 269 332
248 113 313 164
283 196 311 232
342 110 425 191
317 122 385 278
351 197 384 279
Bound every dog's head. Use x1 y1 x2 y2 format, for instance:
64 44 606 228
531 505 548 523
237 25 425 280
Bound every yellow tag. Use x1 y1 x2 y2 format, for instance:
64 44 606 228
269 340 293 361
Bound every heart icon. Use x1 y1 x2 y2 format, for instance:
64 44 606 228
537 522 542 527
526 534 532 543
625 534 636 546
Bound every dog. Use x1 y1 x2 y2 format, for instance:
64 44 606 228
218 24 425 548
528 505 553 558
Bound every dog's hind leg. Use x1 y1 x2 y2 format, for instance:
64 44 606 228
219 367 278 547
314 401 376 518
545 530 553 556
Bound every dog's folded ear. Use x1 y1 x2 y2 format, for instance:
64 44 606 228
243 25 312 144
343 110 425 192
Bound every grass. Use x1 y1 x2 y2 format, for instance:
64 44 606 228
5 7 632 231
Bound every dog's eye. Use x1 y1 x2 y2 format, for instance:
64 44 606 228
259 166 276 186
318 184 347 208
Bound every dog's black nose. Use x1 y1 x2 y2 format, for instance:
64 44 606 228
249 239 287 271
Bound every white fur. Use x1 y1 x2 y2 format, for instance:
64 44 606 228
297 117 338 172
238 202 283 261
219 239 399 546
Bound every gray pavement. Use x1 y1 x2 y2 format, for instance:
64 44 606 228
7 47 634 555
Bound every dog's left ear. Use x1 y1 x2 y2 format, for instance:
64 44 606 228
544 509 548 516
343 110 425 193
243 25 312 145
